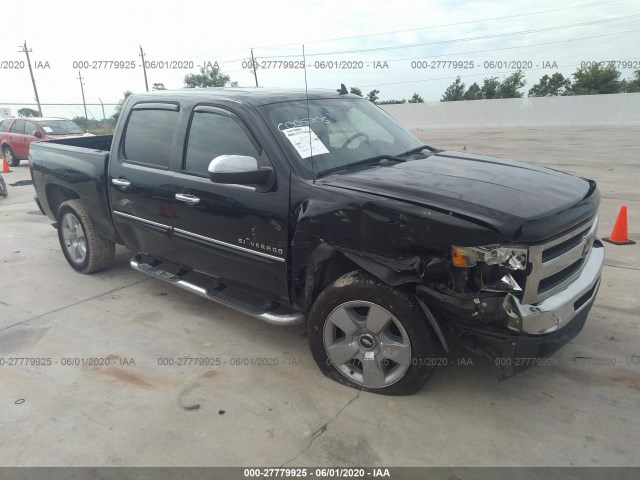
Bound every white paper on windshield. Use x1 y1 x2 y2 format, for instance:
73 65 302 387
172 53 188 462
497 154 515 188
281 126 329 159
42 126 53 133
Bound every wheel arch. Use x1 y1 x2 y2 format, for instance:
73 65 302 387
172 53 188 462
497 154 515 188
46 184 80 223
300 245 449 354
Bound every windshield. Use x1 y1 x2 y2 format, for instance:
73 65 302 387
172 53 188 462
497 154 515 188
258 98 424 177
39 120 85 135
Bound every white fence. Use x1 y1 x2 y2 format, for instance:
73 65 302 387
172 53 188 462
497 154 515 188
380 92 640 129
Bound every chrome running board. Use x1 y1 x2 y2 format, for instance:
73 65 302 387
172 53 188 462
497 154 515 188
130 254 304 327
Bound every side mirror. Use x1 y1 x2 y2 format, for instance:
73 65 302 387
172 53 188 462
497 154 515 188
33 131 42 139
208 155 273 186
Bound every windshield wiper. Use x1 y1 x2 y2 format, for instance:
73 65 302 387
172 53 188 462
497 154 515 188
398 145 436 157
316 154 407 178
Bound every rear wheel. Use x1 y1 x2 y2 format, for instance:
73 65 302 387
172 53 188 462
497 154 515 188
2 146 19 167
57 199 115 273
308 271 438 395
0 175 7 197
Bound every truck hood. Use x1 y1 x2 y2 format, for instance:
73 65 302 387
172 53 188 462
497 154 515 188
319 151 596 242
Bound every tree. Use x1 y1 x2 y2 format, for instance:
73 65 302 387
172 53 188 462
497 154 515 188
349 87 363 96
112 90 133 121
463 82 482 100
408 92 424 103
367 89 380 103
378 99 406 104
480 77 500 99
152 82 167 91
497 70 526 99
621 69 640 93
441 77 465 102
184 65 238 88
17 108 40 117
528 73 571 97
72 116 87 127
568 64 621 95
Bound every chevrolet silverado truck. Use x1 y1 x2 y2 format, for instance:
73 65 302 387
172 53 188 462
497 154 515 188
29 87 604 395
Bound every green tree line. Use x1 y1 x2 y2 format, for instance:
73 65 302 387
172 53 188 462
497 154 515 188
440 64 640 101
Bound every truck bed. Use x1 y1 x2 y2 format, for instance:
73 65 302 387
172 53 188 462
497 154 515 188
42 135 113 152
29 135 121 244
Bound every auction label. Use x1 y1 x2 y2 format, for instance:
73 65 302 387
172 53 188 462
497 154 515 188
282 126 329 159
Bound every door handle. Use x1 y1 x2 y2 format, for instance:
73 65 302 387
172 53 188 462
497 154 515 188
175 193 201 205
112 178 131 188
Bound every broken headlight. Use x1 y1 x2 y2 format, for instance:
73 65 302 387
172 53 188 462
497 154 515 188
451 245 528 292
451 245 527 270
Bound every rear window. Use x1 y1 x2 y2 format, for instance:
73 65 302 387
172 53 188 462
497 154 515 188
123 109 179 168
0 119 11 132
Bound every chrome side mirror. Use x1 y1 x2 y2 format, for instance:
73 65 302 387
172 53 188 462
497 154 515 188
207 155 273 185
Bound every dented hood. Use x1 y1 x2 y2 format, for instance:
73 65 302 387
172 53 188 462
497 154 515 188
319 151 596 242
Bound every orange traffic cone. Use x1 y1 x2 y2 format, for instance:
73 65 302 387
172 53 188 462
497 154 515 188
603 205 635 245
1 155 10 173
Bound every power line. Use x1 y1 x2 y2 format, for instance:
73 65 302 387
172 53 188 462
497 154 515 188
255 0 624 48
183 1 629 67
260 14 640 59
379 27 640 63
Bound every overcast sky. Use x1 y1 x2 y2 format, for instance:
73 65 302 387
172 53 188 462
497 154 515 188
2 0 639 119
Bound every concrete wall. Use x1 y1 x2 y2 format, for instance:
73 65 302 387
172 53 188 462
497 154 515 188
380 93 640 129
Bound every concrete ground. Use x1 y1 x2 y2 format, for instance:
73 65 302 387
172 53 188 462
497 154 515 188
0 127 638 467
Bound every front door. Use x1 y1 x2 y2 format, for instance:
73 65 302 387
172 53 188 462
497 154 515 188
171 106 289 302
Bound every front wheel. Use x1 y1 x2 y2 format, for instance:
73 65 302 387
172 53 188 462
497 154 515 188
308 271 438 395
57 199 115 273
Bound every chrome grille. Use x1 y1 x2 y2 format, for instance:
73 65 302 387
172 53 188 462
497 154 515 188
521 215 598 305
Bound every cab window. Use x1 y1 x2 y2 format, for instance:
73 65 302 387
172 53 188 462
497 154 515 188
184 110 261 176
123 108 179 168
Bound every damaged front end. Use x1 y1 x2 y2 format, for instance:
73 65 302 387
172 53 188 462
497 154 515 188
291 177 604 381
414 216 604 380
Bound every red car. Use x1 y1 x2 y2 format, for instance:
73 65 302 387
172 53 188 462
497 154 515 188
0 117 92 166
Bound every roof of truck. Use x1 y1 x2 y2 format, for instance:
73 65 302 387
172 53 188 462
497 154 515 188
130 87 363 106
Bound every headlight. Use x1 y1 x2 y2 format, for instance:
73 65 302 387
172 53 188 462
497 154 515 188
451 245 527 270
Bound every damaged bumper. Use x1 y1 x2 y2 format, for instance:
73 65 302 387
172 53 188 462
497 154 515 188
418 241 604 380
504 240 604 335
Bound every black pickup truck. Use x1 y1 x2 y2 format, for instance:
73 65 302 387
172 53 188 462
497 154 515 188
29 87 604 395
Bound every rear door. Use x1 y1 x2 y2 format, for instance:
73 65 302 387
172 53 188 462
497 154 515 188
171 105 290 301
9 119 27 158
108 102 181 262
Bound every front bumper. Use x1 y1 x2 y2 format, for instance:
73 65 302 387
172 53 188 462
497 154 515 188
504 240 604 334
417 241 604 379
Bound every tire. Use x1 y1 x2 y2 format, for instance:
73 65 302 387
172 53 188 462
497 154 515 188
57 199 115 273
2 146 19 167
308 270 438 395
0 175 7 197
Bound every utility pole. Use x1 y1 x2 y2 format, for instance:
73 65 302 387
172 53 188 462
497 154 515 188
250 49 259 87
98 98 107 132
77 71 88 129
139 45 149 92
18 41 42 116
